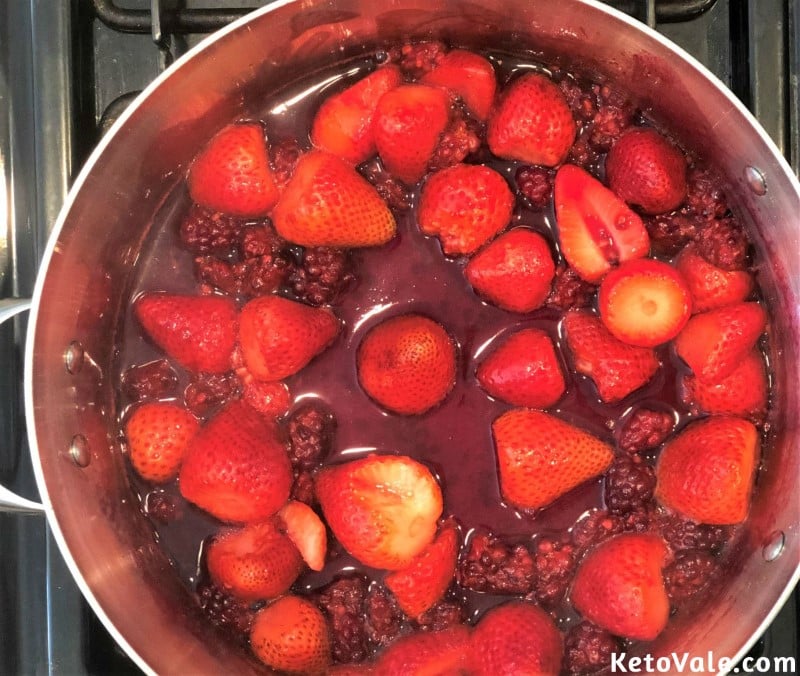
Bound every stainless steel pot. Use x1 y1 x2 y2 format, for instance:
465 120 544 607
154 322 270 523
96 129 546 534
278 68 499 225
2 0 798 673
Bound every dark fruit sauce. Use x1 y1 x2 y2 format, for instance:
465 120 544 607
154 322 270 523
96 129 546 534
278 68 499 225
115 46 765 672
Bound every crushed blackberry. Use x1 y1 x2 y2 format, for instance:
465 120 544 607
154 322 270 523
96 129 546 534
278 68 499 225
390 41 447 77
428 112 482 172
603 454 657 515
289 247 356 306
557 77 599 123
659 514 729 554
179 204 249 254
360 160 412 211
618 408 674 453
645 212 698 257
563 621 622 674
572 510 625 555
195 251 294 298
516 165 554 209
546 264 597 311
240 224 286 259
457 531 535 595
145 491 180 524
684 167 730 221
567 134 603 172
121 359 178 401
365 585 405 647
315 575 370 664
415 599 467 631
287 402 336 471
531 536 576 607
196 581 255 641
664 549 719 604
588 90 634 152
290 470 316 505
184 372 240 417
271 137 303 190
695 216 750 271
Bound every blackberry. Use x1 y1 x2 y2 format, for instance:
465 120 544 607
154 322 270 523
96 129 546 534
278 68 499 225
287 403 336 471
289 247 356 306
390 41 447 77
121 359 178 401
659 514 729 554
546 264 597 311
415 599 467 632
603 454 656 515
179 205 247 254
664 549 719 604
618 408 674 453
695 216 749 271
531 536 576 607
429 113 482 172
184 372 239 417
365 585 405 647
516 165 554 209
457 531 536 595
315 575 370 664
196 582 254 641
563 621 621 674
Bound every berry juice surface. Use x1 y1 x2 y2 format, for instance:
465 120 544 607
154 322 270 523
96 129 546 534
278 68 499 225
115 44 765 672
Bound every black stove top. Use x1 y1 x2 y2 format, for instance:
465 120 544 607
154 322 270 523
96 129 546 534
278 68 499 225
0 1 797 674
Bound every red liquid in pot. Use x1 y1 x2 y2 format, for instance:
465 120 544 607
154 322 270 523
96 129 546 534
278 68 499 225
115 48 761 671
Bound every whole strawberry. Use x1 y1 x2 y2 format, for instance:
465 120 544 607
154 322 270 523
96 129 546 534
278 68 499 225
179 401 292 523
554 164 650 283
606 127 687 215
470 601 562 676
385 521 459 618
418 163 514 256
357 314 456 415
421 49 497 121
488 72 576 166
476 328 565 408
655 416 758 524
239 295 340 381
206 520 303 601
250 595 331 674
465 227 555 312
564 310 660 403
377 626 471 675
674 245 754 314
135 293 238 374
492 409 614 510
315 454 443 570
188 122 279 217
125 401 198 483
272 150 397 247
674 301 767 381
373 83 450 185
571 533 670 641
311 65 402 164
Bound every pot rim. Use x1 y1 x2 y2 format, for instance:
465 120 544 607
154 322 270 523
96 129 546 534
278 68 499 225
23 1 800 674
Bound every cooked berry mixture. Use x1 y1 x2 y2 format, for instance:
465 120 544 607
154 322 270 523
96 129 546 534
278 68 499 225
115 41 770 674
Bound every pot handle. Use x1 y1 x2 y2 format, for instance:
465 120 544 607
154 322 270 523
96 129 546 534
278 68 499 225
0 298 45 514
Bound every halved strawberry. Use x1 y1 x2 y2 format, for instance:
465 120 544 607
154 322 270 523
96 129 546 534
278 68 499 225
278 500 327 572
311 65 403 164
571 533 670 641
421 49 497 121
598 258 692 347
681 348 767 419
491 409 614 510
674 302 767 381
179 401 292 523
188 122 279 217
487 72 575 166
206 519 303 601
470 601 562 676
250 595 331 674
373 83 451 185
418 163 514 256
655 416 759 524
476 328 565 408
674 245 754 314
357 314 456 415
385 521 459 617
554 164 650 283
239 295 340 382
272 150 397 247
125 401 199 483
134 293 238 374
464 227 555 312
376 625 471 675
605 127 687 215
563 310 661 403
315 454 443 570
